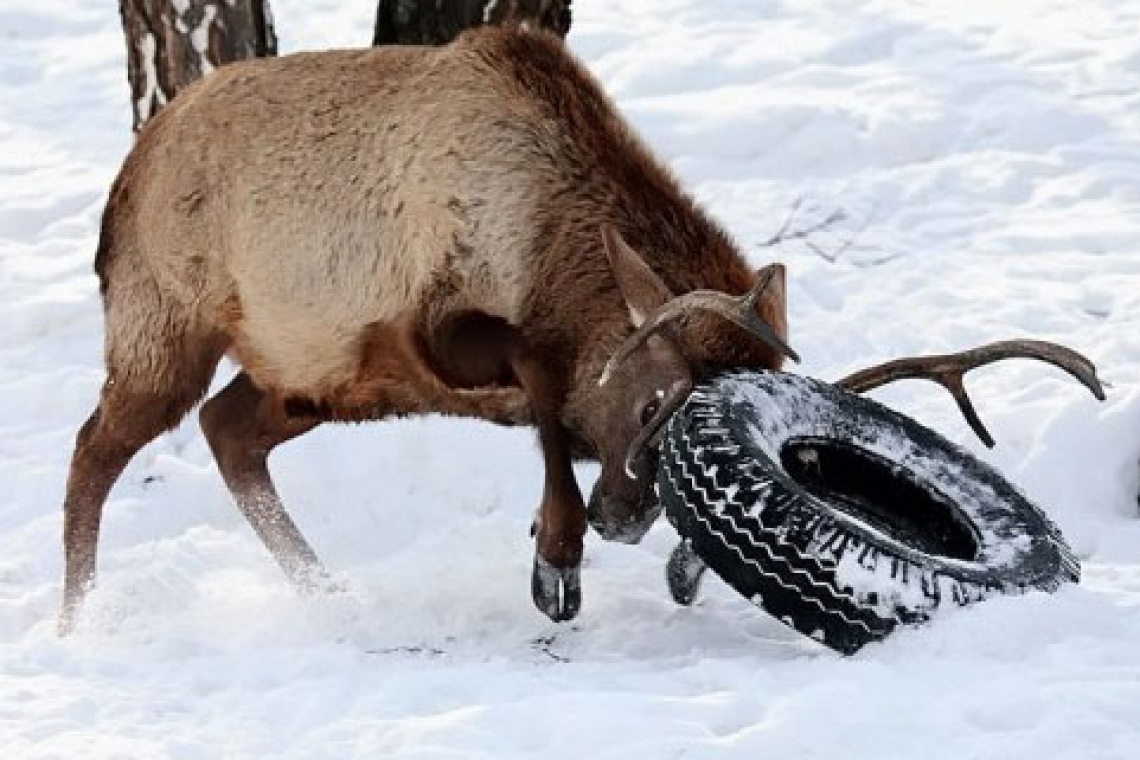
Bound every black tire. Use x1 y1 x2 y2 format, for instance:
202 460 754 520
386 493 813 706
657 371 1079 655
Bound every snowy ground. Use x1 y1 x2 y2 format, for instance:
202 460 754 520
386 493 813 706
3 0 1140 757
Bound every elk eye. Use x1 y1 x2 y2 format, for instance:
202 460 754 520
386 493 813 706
640 399 661 426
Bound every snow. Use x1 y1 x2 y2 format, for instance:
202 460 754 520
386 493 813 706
2 0 1140 757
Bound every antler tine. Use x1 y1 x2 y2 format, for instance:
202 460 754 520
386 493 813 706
835 339 1106 448
743 264 778 311
599 265 800 386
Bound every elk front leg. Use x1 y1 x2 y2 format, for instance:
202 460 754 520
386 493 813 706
530 419 588 622
511 352 587 623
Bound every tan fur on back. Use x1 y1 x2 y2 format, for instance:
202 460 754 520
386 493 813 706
114 40 550 394
102 28 780 407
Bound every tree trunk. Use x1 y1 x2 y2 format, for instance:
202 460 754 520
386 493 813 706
119 1 277 132
373 0 571 46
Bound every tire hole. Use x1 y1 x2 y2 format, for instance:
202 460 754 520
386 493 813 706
779 438 980 562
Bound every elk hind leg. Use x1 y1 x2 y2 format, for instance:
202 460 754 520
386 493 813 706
60 330 223 634
199 372 326 590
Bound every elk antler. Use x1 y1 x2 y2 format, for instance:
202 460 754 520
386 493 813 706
599 264 800 387
599 265 798 480
835 339 1106 447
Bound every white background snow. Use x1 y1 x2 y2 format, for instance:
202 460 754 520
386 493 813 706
3 0 1139 757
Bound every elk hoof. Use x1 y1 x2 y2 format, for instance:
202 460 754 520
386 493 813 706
532 555 581 623
665 539 708 606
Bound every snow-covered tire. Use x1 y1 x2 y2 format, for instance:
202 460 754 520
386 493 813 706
657 371 1079 655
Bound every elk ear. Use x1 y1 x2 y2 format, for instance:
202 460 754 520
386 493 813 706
601 226 673 327
755 263 789 341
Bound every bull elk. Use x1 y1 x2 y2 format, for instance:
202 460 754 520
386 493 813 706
60 28 1103 633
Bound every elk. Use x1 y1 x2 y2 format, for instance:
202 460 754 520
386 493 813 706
61 28 1103 634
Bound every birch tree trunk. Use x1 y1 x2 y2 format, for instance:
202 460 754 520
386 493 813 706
119 1 277 132
373 0 571 46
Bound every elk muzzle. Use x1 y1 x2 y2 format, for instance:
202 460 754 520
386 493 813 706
587 476 662 544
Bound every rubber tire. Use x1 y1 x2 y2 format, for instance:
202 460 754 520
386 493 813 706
657 371 1079 655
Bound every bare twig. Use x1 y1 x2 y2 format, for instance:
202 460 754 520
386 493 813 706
758 196 868 264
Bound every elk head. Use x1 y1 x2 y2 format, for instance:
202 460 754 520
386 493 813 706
569 230 1106 548
571 226 797 543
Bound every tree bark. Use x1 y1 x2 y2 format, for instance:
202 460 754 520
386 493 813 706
119 1 277 132
373 0 571 46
